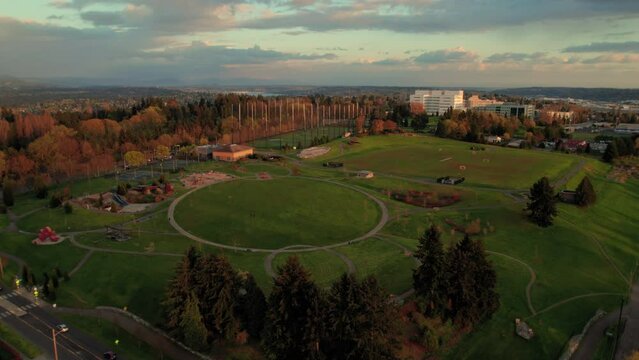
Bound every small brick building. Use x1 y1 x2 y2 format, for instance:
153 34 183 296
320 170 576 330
212 144 254 162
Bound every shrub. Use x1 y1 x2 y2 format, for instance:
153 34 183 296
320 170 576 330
2 180 15 207
49 195 62 208
116 184 127 195
34 176 49 199
63 202 73 214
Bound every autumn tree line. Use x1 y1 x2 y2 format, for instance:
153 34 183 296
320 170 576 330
0 95 408 192
163 227 499 358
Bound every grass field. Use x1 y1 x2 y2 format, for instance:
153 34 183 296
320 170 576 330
174 177 380 249
306 135 580 189
250 125 345 149
57 314 164 360
4 133 638 360
0 321 42 359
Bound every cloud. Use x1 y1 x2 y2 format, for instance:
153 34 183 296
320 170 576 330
370 58 408 66
241 0 639 34
413 48 478 64
563 41 639 53
581 54 639 64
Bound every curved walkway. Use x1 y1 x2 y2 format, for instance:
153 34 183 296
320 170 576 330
167 176 389 253
486 250 538 316
69 235 182 258
263 245 356 278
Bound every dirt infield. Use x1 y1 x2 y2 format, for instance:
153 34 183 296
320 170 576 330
180 171 234 188
298 146 330 159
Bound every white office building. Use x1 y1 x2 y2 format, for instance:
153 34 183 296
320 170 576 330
409 90 464 115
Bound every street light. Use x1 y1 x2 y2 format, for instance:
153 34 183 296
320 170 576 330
51 328 64 360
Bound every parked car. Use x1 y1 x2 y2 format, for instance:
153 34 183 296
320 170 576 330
323 161 344 168
103 351 117 359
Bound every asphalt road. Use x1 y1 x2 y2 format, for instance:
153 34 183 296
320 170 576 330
0 287 113 360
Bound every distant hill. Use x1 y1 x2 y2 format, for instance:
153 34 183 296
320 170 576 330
492 87 639 102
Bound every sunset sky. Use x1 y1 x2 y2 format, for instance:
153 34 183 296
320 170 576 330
1 0 638 87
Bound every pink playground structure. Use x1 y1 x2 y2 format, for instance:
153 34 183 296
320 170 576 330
35 227 60 243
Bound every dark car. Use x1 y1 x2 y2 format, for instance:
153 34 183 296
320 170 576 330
103 351 117 360
323 161 344 168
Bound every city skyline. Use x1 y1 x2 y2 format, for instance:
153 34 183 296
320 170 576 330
1 0 638 87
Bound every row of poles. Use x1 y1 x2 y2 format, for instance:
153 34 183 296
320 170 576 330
224 98 370 148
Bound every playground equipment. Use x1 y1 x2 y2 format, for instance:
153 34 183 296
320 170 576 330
112 193 129 206
105 226 131 242
38 227 60 242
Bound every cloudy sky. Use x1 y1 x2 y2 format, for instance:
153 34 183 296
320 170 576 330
0 0 638 87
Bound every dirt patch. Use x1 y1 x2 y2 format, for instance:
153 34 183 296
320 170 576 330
298 146 330 159
257 172 272 180
609 157 639 183
181 171 234 188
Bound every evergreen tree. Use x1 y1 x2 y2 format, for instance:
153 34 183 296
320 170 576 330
445 235 499 326
575 176 596 207
603 140 619 163
263 256 325 360
323 274 399 360
413 225 447 316
525 177 557 227
237 272 267 339
163 247 200 337
179 291 209 351
193 254 241 341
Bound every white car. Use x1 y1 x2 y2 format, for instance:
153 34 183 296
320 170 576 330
55 324 69 333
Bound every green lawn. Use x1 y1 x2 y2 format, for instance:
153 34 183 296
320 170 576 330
174 177 380 249
0 322 42 359
0 232 87 280
57 314 166 360
335 238 417 295
250 126 344 149
272 251 348 289
6 133 638 360
17 205 135 233
57 252 179 325
307 135 579 189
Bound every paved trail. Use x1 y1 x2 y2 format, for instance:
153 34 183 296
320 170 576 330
572 283 638 360
167 177 390 253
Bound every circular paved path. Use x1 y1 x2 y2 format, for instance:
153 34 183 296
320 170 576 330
167 176 389 253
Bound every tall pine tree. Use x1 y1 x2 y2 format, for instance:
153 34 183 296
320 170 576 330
575 176 596 207
603 140 619 163
526 177 557 227
262 256 325 360
180 291 209 351
193 254 241 342
163 247 200 338
237 272 267 339
413 225 447 316
445 235 499 326
323 274 399 360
